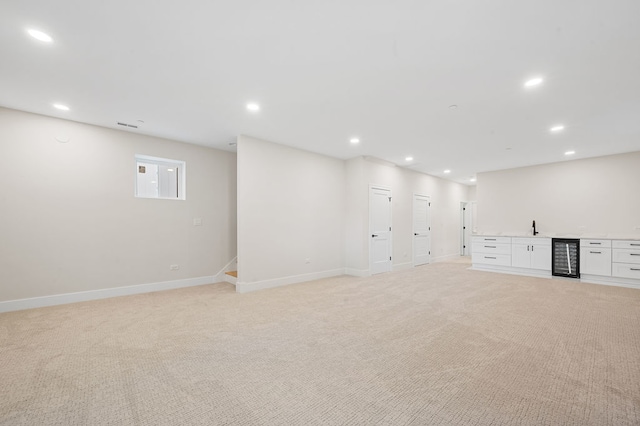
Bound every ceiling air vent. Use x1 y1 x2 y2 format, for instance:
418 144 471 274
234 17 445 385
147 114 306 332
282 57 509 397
117 122 138 129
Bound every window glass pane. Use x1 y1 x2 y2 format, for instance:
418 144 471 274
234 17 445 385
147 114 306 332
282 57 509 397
135 155 185 200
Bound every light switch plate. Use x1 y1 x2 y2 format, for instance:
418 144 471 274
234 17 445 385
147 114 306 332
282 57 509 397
193 218 202 226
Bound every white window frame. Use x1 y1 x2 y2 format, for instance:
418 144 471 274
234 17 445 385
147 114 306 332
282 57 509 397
134 154 186 200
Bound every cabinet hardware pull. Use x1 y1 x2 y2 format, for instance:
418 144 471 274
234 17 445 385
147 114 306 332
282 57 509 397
485 256 496 259
589 242 601 245
631 268 640 271
527 245 530 251
590 251 602 254
630 253 640 256
485 238 496 241
485 245 496 248
630 243 640 246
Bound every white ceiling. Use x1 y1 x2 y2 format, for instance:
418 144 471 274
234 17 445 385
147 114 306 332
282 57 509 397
2 0 640 185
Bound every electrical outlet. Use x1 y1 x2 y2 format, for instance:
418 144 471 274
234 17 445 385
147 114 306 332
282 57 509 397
170 264 179 270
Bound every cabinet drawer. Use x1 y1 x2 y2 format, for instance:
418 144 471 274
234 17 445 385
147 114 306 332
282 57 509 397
512 237 551 246
612 240 640 249
612 263 640 280
472 253 511 267
612 249 640 264
472 242 511 255
532 237 551 246
472 236 511 244
581 239 611 248
581 248 612 276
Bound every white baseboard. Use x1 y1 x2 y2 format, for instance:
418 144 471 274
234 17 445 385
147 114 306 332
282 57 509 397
432 253 462 263
580 274 640 290
471 264 552 279
344 268 370 277
236 268 344 293
0 275 217 314
393 262 413 271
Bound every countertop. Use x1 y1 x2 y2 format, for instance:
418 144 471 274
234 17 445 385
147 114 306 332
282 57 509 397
472 232 640 240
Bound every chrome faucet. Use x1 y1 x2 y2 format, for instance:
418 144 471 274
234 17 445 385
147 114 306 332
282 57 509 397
532 220 539 236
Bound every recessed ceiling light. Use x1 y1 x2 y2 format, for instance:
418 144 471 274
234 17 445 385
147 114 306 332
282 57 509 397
565 150 575 156
405 156 413 162
167 169 174 172
524 77 543 87
550 125 565 132
444 169 451 174
27 28 53 43
350 138 360 144
246 103 260 112
470 178 477 182
53 103 69 111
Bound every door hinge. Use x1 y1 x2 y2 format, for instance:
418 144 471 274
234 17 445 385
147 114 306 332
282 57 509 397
388 197 392 202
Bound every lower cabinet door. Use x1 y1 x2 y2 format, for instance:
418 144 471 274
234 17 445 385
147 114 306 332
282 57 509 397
531 244 552 271
511 244 530 268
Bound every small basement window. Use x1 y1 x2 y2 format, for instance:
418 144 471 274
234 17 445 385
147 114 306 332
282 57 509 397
135 155 186 200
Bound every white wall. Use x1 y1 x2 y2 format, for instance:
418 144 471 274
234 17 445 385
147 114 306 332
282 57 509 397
2 108 473 303
344 157 471 273
237 135 345 291
0 107 237 303
476 151 640 237
467 185 477 202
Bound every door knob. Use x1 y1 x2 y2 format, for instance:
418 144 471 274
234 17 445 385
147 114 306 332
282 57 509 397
414 233 419 236
372 234 378 238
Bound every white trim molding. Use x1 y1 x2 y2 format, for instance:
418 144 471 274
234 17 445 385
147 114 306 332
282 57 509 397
236 268 344 293
580 274 640 290
0 275 218 313
432 253 463 263
344 268 370 277
392 261 414 272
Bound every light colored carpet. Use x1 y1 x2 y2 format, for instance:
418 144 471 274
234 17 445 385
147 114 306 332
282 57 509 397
1 259 639 425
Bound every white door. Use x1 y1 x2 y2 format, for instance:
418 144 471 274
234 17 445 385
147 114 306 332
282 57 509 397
370 187 392 275
413 194 431 266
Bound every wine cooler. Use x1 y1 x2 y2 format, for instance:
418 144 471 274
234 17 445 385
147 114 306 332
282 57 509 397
552 238 580 278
